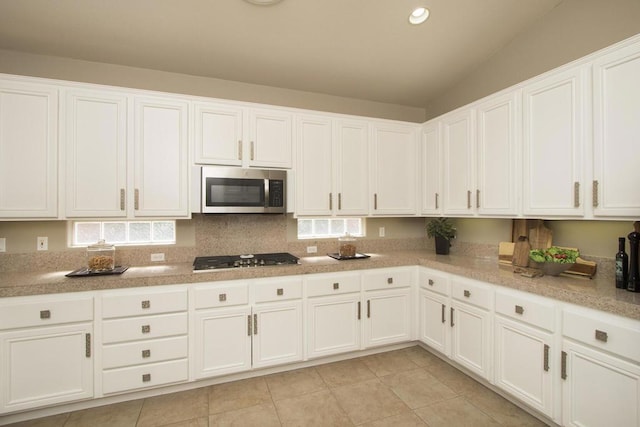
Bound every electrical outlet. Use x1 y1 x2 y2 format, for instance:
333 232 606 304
37 236 48 251
151 253 165 262
0 238 5 252
379 227 385 237
306 246 318 254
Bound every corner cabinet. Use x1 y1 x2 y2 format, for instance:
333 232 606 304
0 294 94 414
370 122 419 215
441 109 475 215
592 39 640 218
522 65 587 217
0 80 58 219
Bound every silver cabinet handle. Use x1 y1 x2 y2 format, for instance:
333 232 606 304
467 190 471 209
441 304 446 324
219 293 227 302
574 182 580 208
476 189 480 208
428 279 434 286
253 313 258 335
277 288 284 296
134 188 140 210
367 300 371 318
250 141 255 160
561 351 568 380
543 344 550 372
120 188 125 210
247 315 252 336
329 193 333 210
592 180 599 207
463 290 471 298
40 310 51 319
515 305 524 315
387 277 393 285
85 333 91 358
435 193 439 209
333 282 339 290
141 300 150 309
142 373 151 382
338 193 342 210
374 193 378 210
450 307 455 327
141 325 151 334
238 140 242 160
357 301 361 320
142 349 151 358
595 329 608 343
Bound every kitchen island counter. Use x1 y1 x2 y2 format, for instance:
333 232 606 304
1 250 638 320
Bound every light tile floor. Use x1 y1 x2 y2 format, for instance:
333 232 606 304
5 346 550 427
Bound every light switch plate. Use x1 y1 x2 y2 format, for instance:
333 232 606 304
0 238 5 252
151 253 165 262
37 236 48 251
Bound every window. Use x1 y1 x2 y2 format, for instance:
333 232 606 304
71 220 176 246
297 218 364 239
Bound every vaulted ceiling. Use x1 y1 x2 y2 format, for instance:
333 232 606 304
0 0 562 108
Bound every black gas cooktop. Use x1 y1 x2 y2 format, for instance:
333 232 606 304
193 252 300 271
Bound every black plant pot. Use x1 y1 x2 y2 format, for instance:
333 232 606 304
434 235 451 255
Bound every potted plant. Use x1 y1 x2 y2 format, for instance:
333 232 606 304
426 217 456 255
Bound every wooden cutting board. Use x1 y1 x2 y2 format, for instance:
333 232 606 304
512 236 531 267
528 219 553 250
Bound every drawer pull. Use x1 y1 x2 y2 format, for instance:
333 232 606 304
40 310 51 319
141 325 151 334
85 333 91 358
561 351 568 380
428 279 434 286
141 300 150 309
333 282 340 290
142 373 151 382
387 277 393 285
595 329 608 343
463 290 471 298
277 288 284 296
543 344 549 372
219 293 227 302
515 305 524 315
142 349 151 358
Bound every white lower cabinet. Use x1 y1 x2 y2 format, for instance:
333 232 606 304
561 306 640 427
100 287 189 395
0 295 94 414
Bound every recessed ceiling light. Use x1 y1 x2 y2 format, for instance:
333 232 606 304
244 0 284 5
409 7 430 25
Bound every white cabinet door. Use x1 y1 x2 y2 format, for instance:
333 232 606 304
252 300 303 369
306 293 361 359
133 97 189 217
450 301 491 380
363 288 412 348
248 108 293 169
334 119 369 215
0 80 58 218
442 109 475 215
522 66 586 217
592 40 640 217
194 102 243 166
0 323 93 414
65 89 128 217
296 115 333 215
421 121 442 215
370 123 418 215
494 316 554 418
562 340 640 427
418 288 449 356
476 91 519 216
193 306 252 379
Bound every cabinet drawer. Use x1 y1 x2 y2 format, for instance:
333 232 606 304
563 308 640 363
419 268 449 296
0 296 93 330
306 273 361 297
194 281 248 309
362 268 413 291
102 358 188 395
102 312 188 344
495 291 555 332
102 336 188 369
252 277 302 303
102 288 187 319
451 277 492 310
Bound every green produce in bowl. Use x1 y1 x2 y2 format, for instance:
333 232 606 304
529 247 579 264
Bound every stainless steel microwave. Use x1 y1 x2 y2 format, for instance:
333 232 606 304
200 166 286 214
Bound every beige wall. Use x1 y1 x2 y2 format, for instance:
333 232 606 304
0 49 425 123
425 0 640 119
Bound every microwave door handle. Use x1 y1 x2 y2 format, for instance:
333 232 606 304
264 179 270 208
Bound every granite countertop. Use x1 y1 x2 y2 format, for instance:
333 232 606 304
1 250 639 320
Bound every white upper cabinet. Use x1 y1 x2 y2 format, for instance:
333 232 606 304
592 39 640 218
522 65 586 217
442 109 475 215
421 121 442 215
133 96 189 217
64 89 128 217
296 115 333 215
475 91 520 216
334 119 369 216
370 122 419 215
0 80 58 218
194 104 293 169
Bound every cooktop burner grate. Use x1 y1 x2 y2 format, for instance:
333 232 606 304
193 252 300 271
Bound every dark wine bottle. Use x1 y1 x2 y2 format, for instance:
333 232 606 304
627 222 640 293
615 237 628 289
